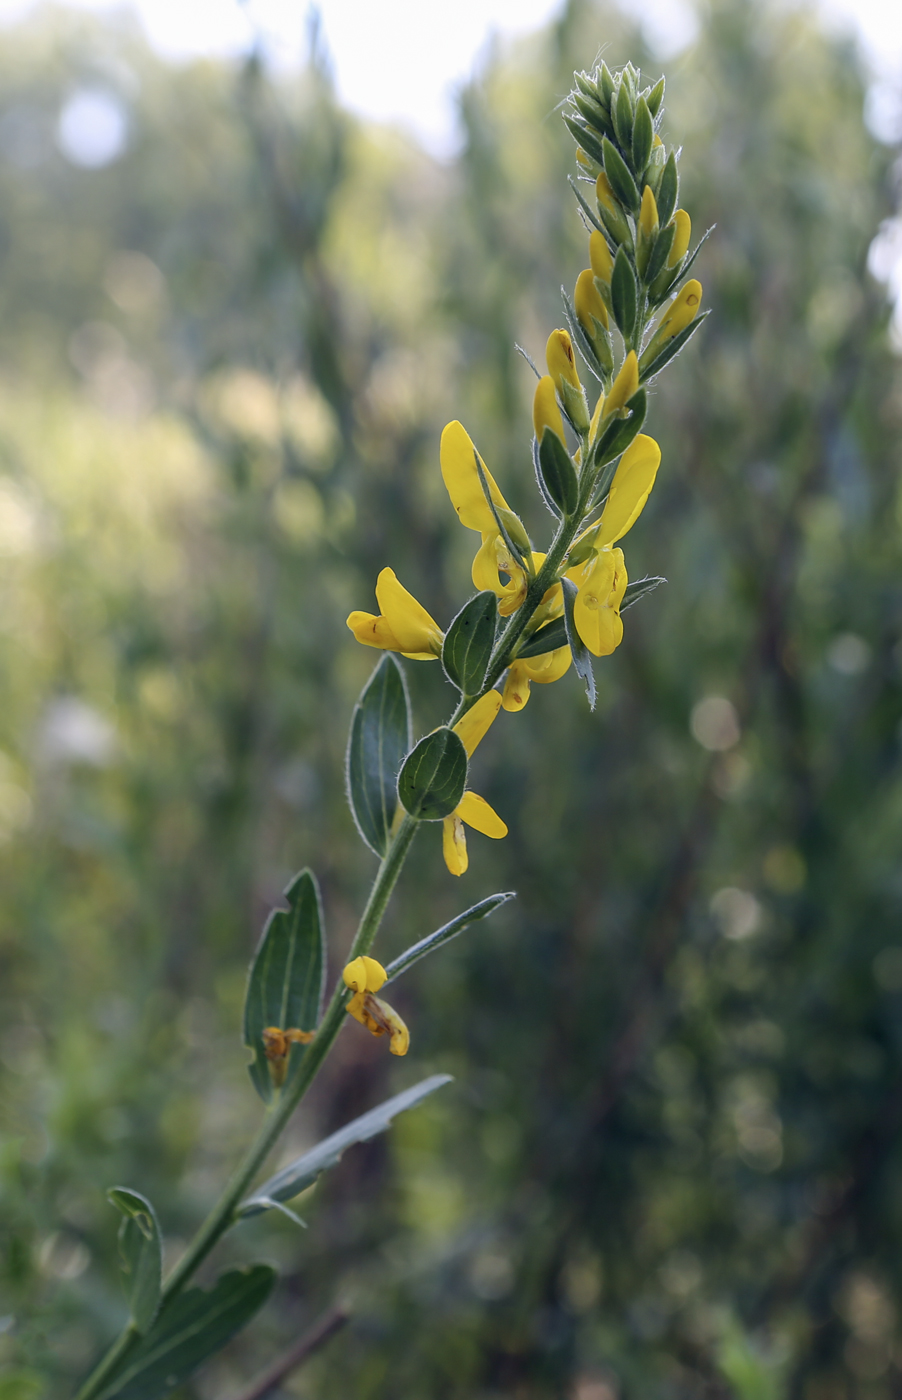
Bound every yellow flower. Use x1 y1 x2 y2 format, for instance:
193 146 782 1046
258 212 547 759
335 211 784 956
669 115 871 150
565 433 661 658
502 646 572 712
262 1025 316 1087
347 568 443 660
441 692 507 876
571 547 628 657
342 956 408 1056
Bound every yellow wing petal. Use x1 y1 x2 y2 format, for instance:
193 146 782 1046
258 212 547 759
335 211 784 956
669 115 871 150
456 790 508 839
440 420 511 532
502 662 531 712
346 611 403 652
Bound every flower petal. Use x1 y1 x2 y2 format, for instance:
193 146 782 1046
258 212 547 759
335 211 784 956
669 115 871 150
457 790 508 839
374 567 442 656
441 420 511 532
597 435 661 546
574 548 628 657
525 645 572 684
346 610 403 652
453 690 502 757
502 662 531 712
443 813 468 875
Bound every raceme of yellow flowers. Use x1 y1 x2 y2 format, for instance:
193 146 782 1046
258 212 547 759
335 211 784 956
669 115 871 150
347 60 704 889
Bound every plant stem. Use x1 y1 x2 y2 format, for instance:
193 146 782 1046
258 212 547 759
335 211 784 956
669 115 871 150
74 816 418 1400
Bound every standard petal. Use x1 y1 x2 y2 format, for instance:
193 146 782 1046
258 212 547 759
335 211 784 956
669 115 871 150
597 435 661 546
453 690 502 757
374 568 442 656
440 420 512 532
443 813 468 876
457 790 508 839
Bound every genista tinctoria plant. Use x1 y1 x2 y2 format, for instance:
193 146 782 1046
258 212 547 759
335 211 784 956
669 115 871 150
74 60 707 1400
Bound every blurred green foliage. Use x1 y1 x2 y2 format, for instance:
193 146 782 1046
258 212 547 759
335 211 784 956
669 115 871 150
1 0 901 1396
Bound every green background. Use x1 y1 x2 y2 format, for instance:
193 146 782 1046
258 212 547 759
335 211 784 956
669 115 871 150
1 0 902 1395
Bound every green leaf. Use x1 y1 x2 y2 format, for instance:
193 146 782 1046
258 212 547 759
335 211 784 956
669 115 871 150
591 389 648 480
646 76 665 119
656 150 679 226
531 435 563 520
631 97 653 177
107 1189 161 1335
572 92 614 142
562 577 596 712
442 592 497 695
621 575 666 612
243 869 326 1104
473 453 531 574
598 62 615 107
384 893 515 982
612 82 634 151
566 175 606 238
563 115 607 171
398 728 468 821
643 221 676 287
639 312 710 383
537 430 579 517
611 247 638 344
101 1266 276 1400
346 654 411 858
602 136 640 215
238 1076 453 1217
516 616 569 660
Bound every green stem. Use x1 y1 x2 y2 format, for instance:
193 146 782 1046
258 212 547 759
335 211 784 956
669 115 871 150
73 1327 138 1400
74 816 419 1400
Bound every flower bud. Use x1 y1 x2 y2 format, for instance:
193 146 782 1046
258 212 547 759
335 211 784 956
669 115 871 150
639 184 659 239
667 209 691 268
533 375 567 446
574 269 609 333
546 329 590 434
589 230 614 284
601 351 640 421
595 172 633 247
640 280 703 370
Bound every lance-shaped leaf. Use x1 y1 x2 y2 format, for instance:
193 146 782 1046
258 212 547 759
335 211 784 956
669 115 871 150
644 221 676 287
590 390 648 482
532 435 563 520
101 1265 276 1400
398 728 467 821
442 592 498 696
612 82 634 151
384 893 515 982
562 576 596 711
621 575 666 612
631 96 653 175
639 312 710 384
611 247 638 344
238 1076 453 1218
108 1188 161 1336
656 150 679 226
602 136 640 214
566 175 606 237
243 869 326 1104
646 76 665 119
537 430 579 517
563 115 607 171
346 654 411 857
516 616 569 660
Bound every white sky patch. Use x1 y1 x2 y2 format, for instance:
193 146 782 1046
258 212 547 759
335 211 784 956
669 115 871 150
0 0 900 310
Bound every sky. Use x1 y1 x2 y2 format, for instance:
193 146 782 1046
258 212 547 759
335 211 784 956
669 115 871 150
0 0 900 154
